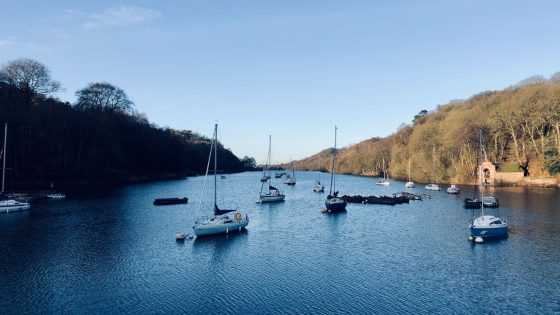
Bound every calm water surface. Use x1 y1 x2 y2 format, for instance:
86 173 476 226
1 171 560 314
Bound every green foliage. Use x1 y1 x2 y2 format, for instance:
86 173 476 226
499 163 521 172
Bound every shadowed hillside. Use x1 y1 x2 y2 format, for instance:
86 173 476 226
0 58 248 190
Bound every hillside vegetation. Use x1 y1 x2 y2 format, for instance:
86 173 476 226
291 75 560 184
0 58 246 189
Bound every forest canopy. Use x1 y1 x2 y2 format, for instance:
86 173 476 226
0 58 248 189
291 74 560 184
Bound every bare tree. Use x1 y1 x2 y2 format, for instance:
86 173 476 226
75 82 134 114
0 58 62 104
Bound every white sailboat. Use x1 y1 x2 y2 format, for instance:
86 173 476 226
313 180 325 192
1 123 30 213
469 129 508 242
193 124 248 236
405 157 415 188
284 160 296 185
424 146 440 191
376 158 390 186
259 135 285 203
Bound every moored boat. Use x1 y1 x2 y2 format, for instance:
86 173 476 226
376 158 390 186
1 123 30 213
313 180 325 192
425 184 441 191
468 129 507 241
464 198 482 209
193 124 248 237
446 185 460 194
154 197 188 205
259 135 285 203
324 126 346 213
0 199 31 213
47 193 66 200
405 157 416 188
482 196 499 208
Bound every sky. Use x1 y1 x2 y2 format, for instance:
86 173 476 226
1 0 559 163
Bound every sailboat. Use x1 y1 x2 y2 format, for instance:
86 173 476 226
405 157 415 188
324 126 347 213
284 160 296 185
464 142 482 209
193 123 249 236
376 158 390 186
258 135 285 203
424 146 441 191
313 180 325 192
469 128 508 242
1 123 31 213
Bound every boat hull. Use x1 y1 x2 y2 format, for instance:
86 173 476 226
470 225 508 238
464 199 482 209
47 194 66 200
0 201 31 213
325 198 347 213
259 194 285 202
153 197 188 205
194 219 249 236
425 185 441 191
405 182 415 188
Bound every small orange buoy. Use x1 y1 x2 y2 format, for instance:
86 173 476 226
321 209 327 213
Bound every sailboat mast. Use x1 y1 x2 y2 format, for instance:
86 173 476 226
329 126 337 195
479 128 485 215
214 123 218 207
268 135 271 192
2 123 6 193
408 157 411 182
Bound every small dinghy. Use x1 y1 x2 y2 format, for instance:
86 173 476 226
153 197 188 206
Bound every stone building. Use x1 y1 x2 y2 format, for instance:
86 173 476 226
478 161 524 186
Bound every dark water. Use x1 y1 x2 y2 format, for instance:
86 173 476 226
1 171 560 314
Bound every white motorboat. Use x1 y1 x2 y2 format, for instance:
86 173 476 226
193 124 249 237
446 185 460 194
47 193 66 199
425 184 441 191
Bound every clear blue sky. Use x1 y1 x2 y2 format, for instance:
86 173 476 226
1 0 559 163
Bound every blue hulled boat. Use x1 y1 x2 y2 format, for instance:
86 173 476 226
470 215 508 237
468 129 507 242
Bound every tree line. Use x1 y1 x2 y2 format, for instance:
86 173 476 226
0 58 248 190
291 74 560 184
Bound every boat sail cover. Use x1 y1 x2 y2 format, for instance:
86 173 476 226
214 204 236 216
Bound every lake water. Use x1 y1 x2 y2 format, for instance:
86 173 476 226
1 171 560 314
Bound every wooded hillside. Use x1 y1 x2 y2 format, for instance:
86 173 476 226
291 75 560 184
0 58 246 190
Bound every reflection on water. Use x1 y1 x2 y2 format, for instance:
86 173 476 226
1 172 560 313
